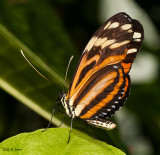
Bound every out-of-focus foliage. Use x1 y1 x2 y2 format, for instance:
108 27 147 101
0 0 160 154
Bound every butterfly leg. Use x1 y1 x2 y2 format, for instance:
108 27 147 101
67 116 74 143
41 107 66 132
58 114 67 127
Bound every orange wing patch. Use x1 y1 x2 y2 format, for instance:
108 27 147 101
80 68 124 119
121 62 132 74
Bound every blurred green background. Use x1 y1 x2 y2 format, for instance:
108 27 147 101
0 0 160 154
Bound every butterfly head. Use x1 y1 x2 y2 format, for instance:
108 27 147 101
56 91 65 105
56 92 72 117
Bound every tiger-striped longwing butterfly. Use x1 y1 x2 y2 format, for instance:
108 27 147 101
56 12 144 142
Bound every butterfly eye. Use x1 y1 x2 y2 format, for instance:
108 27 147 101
56 92 64 105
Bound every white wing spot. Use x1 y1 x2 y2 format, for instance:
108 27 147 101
128 29 133 33
109 40 130 49
94 37 107 46
108 22 120 29
84 36 97 52
104 21 111 30
101 39 116 49
115 101 118 104
134 39 141 42
121 24 132 30
127 48 137 54
133 32 141 38
118 96 121 99
113 65 118 69
107 109 111 112
102 112 107 115
112 105 116 108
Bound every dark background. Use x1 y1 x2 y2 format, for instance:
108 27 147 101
0 0 160 154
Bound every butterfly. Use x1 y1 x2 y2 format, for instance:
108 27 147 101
57 12 144 135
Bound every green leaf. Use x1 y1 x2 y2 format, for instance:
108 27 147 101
0 128 125 155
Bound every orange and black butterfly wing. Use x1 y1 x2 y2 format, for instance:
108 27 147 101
72 62 130 129
66 12 144 129
66 12 135 100
81 64 131 129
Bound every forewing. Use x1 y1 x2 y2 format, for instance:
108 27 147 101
66 12 143 101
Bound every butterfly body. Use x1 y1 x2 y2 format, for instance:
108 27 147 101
59 12 144 130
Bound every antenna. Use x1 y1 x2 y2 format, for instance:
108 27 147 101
63 55 74 90
21 50 49 81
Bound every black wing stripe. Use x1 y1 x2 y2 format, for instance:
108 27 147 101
79 71 119 117
88 75 130 120
76 60 96 87
73 65 118 107
86 46 101 60
78 63 125 118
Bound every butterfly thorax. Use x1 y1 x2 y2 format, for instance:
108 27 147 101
61 93 76 118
